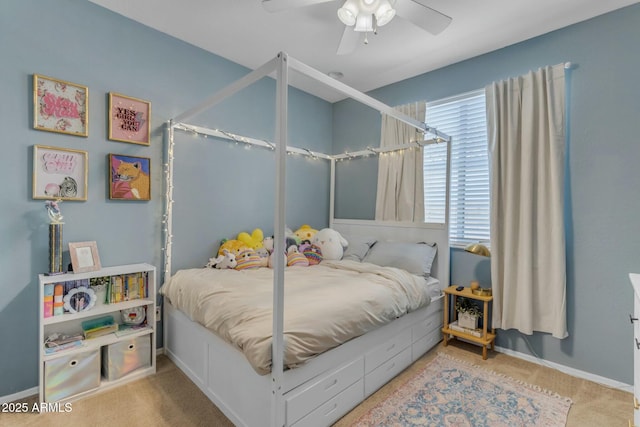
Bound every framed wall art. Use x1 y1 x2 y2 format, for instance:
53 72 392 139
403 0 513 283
69 241 101 273
33 145 88 201
33 74 88 137
108 92 151 145
109 154 151 201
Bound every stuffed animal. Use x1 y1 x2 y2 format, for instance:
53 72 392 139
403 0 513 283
237 229 264 250
294 224 318 243
303 244 323 265
218 239 249 256
263 236 274 253
206 249 237 269
263 234 298 253
286 245 309 267
235 249 263 270
255 247 270 267
286 227 301 246
311 228 348 260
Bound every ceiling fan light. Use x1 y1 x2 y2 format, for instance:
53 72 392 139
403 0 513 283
354 13 373 32
337 0 358 26
375 1 395 26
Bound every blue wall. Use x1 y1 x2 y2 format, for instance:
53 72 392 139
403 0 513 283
333 5 640 384
2 0 638 399
0 0 332 397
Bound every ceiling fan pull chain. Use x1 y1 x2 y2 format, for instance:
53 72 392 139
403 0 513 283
364 32 369 44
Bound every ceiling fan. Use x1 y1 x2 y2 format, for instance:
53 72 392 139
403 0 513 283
261 0 452 55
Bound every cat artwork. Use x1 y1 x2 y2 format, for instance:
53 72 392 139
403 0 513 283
110 155 150 200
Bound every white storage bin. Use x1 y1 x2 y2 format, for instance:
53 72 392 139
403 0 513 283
44 350 100 402
102 335 151 381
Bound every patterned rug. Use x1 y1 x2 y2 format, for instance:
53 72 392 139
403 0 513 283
352 353 572 427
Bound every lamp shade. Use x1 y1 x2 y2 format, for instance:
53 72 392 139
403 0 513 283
337 0 358 26
375 1 396 26
464 243 491 257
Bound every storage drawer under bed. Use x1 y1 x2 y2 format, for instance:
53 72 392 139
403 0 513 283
364 328 411 373
290 379 364 427
364 346 412 397
285 357 363 426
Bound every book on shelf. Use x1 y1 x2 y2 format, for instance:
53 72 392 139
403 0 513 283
106 272 148 304
82 315 117 339
449 320 483 337
44 340 85 355
115 323 150 337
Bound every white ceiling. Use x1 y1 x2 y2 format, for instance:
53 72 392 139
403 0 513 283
89 0 637 102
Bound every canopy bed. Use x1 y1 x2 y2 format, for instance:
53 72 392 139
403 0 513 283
161 52 451 427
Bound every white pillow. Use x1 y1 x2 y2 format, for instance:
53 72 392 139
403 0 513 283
363 241 437 277
342 235 377 262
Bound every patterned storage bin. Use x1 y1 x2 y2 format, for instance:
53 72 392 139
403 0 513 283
102 335 151 381
44 350 101 402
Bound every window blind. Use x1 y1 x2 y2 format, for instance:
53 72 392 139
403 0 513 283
423 89 490 246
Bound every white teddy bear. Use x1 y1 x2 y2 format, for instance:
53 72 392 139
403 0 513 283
311 228 348 260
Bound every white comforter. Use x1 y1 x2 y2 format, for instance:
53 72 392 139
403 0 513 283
160 259 431 375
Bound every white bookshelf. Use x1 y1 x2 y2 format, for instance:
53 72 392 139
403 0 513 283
38 263 156 402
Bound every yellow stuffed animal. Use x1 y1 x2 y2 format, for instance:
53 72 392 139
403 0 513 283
237 228 264 249
294 224 318 242
218 239 249 256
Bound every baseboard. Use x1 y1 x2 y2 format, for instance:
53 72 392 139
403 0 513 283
494 345 633 393
156 347 164 355
0 387 37 404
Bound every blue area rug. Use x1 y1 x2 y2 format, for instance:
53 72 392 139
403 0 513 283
353 353 572 427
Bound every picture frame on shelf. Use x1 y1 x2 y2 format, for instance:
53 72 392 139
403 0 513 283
108 92 151 146
63 286 97 313
69 241 101 273
108 154 151 201
33 74 88 137
33 145 88 201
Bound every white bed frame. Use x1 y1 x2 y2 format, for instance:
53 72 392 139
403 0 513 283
163 53 451 427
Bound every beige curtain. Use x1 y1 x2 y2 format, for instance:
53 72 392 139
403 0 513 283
375 102 425 221
486 64 568 339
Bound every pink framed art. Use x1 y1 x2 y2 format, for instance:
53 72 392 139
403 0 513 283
108 92 151 145
33 74 88 137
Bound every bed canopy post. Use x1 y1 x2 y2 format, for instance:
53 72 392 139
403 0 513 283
271 51 288 427
163 121 175 281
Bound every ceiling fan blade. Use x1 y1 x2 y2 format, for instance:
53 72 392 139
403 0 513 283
394 0 452 35
262 0 335 13
336 26 362 55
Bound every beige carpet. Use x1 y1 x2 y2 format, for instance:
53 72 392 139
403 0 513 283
2 341 632 427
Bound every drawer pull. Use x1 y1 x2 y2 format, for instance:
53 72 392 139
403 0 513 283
636 339 640 350
635 396 640 410
324 379 338 390
385 362 396 372
386 343 396 352
631 314 638 323
324 403 338 417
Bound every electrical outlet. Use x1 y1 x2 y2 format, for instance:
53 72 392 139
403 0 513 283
155 306 161 322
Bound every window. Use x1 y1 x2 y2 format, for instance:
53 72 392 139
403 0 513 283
423 89 490 246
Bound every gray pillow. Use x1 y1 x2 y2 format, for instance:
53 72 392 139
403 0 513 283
342 235 377 262
363 241 437 277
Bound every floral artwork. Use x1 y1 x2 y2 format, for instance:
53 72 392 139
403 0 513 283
33 145 88 201
109 154 151 201
108 93 151 145
33 74 88 137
